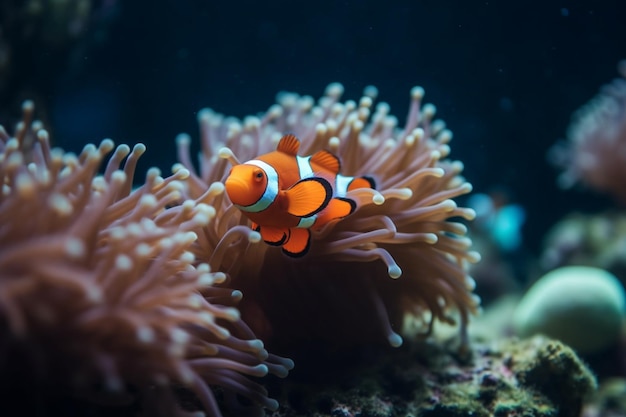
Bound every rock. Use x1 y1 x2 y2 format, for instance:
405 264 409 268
269 336 596 417
582 377 626 417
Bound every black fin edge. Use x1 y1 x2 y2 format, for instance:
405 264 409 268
363 175 376 189
261 227 289 246
282 229 311 258
335 196 357 216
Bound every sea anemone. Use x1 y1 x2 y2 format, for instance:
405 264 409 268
0 101 292 416
176 83 481 351
550 60 626 204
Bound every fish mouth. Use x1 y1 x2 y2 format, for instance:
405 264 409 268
225 177 254 205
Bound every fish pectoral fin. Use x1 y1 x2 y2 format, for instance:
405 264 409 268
285 177 332 217
276 134 300 156
348 176 376 191
282 228 311 257
258 226 289 246
310 150 340 174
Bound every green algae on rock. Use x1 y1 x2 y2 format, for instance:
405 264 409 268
514 337 598 417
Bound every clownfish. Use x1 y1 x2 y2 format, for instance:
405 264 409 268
224 134 375 257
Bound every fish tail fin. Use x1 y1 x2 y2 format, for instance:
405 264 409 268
313 197 356 228
348 175 376 191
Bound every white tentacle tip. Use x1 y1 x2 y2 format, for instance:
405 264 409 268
223 307 241 321
372 193 385 205
218 147 234 159
424 233 438 244
175 133 191 145
251 364 269 377
388 265 402 279
208 181 225 195
282 358 295 371
248 230 262 243
467 251 482 263
247 339 264 352
388 333 403 347
266 399 280 412
411 86 425 100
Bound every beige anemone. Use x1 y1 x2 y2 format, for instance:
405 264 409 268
551 60 626 204
0 101 292 417
176 84 480 351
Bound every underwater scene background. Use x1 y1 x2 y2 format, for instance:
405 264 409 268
1 0 625 416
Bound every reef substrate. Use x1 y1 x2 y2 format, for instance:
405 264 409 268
268 335 596 417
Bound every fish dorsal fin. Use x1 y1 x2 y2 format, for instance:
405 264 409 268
310 150 340 174
277 134 300 156
285 177 332 217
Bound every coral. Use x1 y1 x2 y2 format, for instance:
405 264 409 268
550 60 626 204
541 211 626 285
583 378 626 417
467 191 526 253
465 294 519 343
465 189 526 305
176 83 480 351
0 101 292 416
266 336 596 417
513 266 626 354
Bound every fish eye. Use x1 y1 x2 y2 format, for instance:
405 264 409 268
253 169 264 182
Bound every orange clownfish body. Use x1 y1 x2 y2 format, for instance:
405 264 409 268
224 134 375 257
